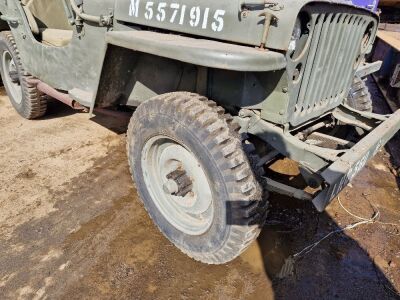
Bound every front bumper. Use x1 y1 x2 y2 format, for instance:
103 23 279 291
312 108 400 211
244 105 400 211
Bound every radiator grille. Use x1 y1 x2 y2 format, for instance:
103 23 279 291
290 11 374 126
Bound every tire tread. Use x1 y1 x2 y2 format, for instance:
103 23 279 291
346 77 373 113
127 92 269 264
0 31 47 119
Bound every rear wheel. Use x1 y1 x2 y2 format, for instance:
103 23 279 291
127 92 268 264
0 31 47 119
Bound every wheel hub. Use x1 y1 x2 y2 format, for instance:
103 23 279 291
8 58 19 83
141 136 214 235
163 178 179 195
2 50 22 104
164 168 193 197
9 70 19 84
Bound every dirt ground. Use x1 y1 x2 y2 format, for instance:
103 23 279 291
0 80 400 299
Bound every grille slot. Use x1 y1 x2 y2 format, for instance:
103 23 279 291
290 10 373 126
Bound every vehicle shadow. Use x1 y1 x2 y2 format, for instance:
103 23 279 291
254 192 399 299
90 108 133 134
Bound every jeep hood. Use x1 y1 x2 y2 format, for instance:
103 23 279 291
114 0 379 51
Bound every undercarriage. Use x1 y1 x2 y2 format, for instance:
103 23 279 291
237 103 400 211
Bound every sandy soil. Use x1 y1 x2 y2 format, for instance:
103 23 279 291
0 83 399 300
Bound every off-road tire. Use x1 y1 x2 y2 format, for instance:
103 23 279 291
127 92 268 264
0 31 47 119
346 77 373 112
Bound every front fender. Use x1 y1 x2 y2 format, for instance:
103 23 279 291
105 30 287 72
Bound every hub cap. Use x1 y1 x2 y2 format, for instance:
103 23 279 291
2 50 22 104
141 136 214 235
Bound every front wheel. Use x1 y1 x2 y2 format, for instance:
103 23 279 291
346 76 373 112
127 92 268 264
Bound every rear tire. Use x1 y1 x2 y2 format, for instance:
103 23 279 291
0 31 47 119
127 92 268 264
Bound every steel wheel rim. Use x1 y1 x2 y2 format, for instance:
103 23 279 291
141 135 214 235
2 50 22 104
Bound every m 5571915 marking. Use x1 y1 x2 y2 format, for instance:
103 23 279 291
0 0 399 264
129 1 226 31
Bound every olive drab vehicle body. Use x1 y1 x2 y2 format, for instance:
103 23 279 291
0 0 399 264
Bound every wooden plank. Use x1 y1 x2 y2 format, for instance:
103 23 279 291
377 30 400 51
378 23 400 32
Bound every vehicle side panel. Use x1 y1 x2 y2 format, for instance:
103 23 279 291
0 0 112 98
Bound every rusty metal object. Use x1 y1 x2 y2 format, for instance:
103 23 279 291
27 78 86 110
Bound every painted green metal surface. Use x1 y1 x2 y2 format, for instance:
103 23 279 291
0 0 379 121
113 0 374 51
283 4 378 126
0 0 112 102
105 30 287 72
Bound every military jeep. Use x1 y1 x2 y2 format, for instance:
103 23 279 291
0 0 399 264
